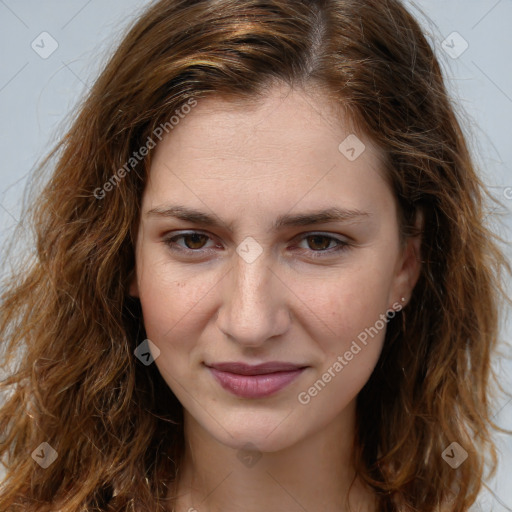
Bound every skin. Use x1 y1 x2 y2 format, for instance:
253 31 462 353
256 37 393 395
129 83 422 512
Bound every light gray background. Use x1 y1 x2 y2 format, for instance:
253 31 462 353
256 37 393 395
0 1 511 509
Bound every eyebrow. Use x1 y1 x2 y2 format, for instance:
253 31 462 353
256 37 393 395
145 204 371 231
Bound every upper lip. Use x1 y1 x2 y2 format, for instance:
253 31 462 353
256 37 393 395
206 362 306 375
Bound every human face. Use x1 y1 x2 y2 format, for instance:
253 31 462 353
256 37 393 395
130 84 420 452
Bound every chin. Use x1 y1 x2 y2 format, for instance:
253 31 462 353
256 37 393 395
199 408 307 453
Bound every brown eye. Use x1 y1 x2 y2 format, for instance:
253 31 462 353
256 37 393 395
295 233 350 260
181 233 209 249
306 235 335 251
163 232 214 253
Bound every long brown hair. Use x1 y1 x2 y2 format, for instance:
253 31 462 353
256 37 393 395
1 0 510 510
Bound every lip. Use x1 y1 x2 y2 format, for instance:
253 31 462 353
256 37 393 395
205 362 307 399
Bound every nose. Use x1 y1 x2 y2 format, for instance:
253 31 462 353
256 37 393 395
216 252 291 348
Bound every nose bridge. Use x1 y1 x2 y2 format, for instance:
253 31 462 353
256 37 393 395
217 252 289 345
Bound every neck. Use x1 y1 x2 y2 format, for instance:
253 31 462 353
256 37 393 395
170 400 377 512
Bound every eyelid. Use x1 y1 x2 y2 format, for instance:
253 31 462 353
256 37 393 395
162 230 351 258
292 232 350 258
163 230 219 252
292 231 350 244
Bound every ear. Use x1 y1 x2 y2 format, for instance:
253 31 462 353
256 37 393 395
127 268 140 298
127 222 140 298
390 210 423 305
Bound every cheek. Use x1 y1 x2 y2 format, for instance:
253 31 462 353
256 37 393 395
135 265 219 397
135 243 215 341
295 272 391 415
297 260 394 397
305 260 395 347
136 267 213 398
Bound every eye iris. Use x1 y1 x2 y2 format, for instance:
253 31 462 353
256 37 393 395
184 233 208 249
308 235 331 251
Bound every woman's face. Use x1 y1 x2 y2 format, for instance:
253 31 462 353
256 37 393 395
130 84 421 452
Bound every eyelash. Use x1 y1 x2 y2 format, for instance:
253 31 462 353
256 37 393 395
162 231 350 259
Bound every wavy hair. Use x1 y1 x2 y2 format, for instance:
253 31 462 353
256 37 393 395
1 0 510 510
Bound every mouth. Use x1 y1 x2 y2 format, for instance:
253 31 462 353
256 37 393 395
204 361 308 399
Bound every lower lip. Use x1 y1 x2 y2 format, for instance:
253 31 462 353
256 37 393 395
207 367 305 399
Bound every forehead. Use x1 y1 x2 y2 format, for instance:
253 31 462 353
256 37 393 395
144 85 393 218
159 86 354 154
